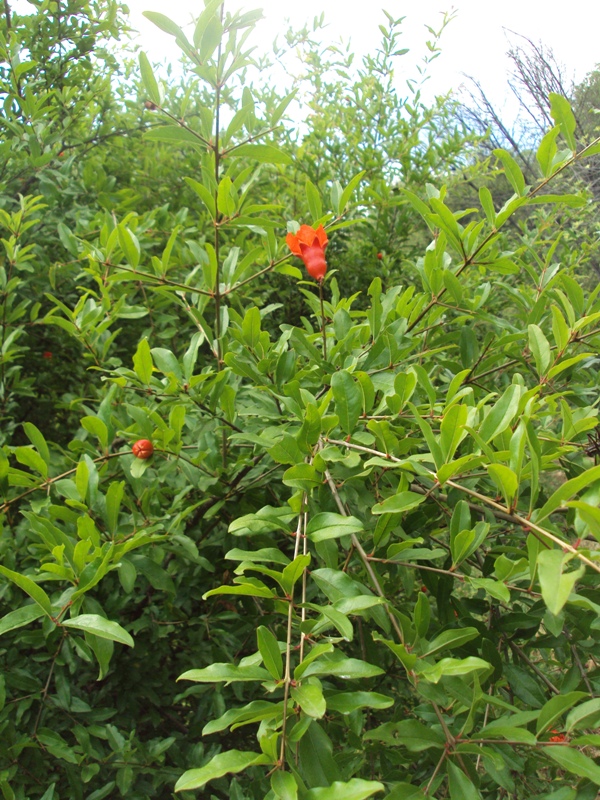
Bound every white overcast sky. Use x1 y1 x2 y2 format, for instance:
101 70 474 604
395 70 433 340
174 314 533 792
10 0 600 114
122 0 600 114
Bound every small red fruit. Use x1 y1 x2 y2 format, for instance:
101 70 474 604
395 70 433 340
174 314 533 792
377 252 383 260
42 351 53 359
132 439 154 459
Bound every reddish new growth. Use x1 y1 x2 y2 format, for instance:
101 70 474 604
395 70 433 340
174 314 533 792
132 439 154 459
286 224 328 281
549 730 566 743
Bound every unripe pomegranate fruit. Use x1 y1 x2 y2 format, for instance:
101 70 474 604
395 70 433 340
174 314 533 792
132 439 154 459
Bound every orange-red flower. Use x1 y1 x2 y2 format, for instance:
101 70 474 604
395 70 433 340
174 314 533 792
286 224 328 281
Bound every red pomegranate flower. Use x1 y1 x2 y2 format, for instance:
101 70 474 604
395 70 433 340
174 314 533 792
286 224 328 281
42 351 53 359
132 439 154 459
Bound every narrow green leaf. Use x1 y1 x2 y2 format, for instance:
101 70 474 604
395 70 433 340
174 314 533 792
543 745 600 785
257 626 283 680
175 750 271 792
549 93 577 151
447 759 482 800
178 663 271 683
132 338 153 384
538 550 585 616
0 566 53 617
228 143 292 165
479 384 521 443
536 464 600 521
372 491 426 516
304 779 384 800
271 771 298 800
566 698 600 733
138 52 161 105
62 614 134 647
0 603 46 636
537 692 588 735
424 627 480 657
494 149 526 196
22 422 50 465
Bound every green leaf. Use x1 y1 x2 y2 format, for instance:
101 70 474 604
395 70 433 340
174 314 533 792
479 186 496 225
537 692 588 735
566 698 600 733
536 126 560 177
81 416 108 449
372 491 426 515
217 175 236 216
138 52 161 105
302 655 383 680
304 779 384 800
440 403 468 463
271 771 298 800
306 512 363 542
364 719 445 751
15 446 47 478
338 171 366 214
62 614 134 647
0 566 53 617
494 149 526 196
117 225 140 268
304 602 353 640
478 724 537 744
143 11 189 41
331 370 362 434
549 93 577 151
447 760 482 800
229 143 292 164
144 125 204 147
269 434 305 465
203 582 275 600
487 464 518 509
536 464 600 522
105 481 124 535
528 324 551 376
542 745 600 785
257 626 283 680
175 750 271 792
326 691 393 715
306 179 323 222
424 627 480 657
133 338 153 384
203 700 283 735
179 663 272 683
538 550 585 616
282 464 321 491
417 656 491 684
0 603 46 636
479 384 521 442
291 684 326 718
22 422 50 465
281 554 310 593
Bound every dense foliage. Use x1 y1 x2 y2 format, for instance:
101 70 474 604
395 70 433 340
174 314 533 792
1 3 600 799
